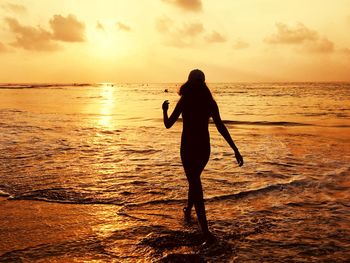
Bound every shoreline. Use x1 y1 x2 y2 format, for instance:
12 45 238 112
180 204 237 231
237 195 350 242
0 197 125 259
1 194 350 262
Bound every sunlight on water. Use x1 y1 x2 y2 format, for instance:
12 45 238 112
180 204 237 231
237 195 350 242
98 84 116 129
92 208 124 237
0 82 349 262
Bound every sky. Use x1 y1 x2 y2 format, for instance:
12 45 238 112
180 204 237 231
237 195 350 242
0 0 350 83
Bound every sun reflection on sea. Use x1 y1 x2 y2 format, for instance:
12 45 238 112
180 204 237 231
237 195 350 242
98 83 116 129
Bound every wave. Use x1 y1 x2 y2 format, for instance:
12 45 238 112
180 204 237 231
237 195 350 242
0 83 92 89
0 178 324 207
6 186 185 207
126 198 186 207
206 179 314 203
9 187 124 205
331 124 350 128
155 118 313 126
0 108 27 113
124 179 315 208
223 120 313 126
223 120 350 128
0 189 12 197
155 118 349 127
120 148 160 154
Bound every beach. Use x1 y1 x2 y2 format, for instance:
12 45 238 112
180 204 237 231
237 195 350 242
0 83 349 262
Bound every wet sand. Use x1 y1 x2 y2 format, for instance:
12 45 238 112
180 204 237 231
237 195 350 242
0 197 209 262
0 197 123 261
1 191 349 262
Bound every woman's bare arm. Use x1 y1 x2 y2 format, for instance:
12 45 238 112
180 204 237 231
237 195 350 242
162 98 183 129
211 100 244 166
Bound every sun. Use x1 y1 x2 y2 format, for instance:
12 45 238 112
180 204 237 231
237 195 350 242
89 30 118 57
87 22 130 58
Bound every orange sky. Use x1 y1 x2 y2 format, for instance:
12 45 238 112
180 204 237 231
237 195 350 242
0 0 350 83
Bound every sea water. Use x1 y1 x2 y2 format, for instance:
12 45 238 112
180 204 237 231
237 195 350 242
0 83 349 262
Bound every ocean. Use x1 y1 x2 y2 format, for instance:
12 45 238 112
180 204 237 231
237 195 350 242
0 82 349 262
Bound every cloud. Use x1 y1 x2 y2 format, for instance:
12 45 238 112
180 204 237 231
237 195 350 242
205 31 226 43
96 21 104 31
5 14 86 52
156 17 203 36
1 3 27 13
155 16 173 33
179 22 203 36
303 37 334 53
266 23 317 44
50 14 85 42
0 41 8 52
161 0 202 12
117 22 131 32
5 17 59 51
232 40 249 49
156 17 228 48
341 47 350 55
265 22 334 53
156 17 204 47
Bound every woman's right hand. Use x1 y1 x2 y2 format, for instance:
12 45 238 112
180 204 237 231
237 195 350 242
162 100 169 111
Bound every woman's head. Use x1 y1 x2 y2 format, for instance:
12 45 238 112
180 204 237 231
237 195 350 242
179 69 213 104
188 69 205 83
179 69 206 95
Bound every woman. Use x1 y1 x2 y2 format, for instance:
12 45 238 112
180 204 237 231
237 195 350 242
162 69 243 242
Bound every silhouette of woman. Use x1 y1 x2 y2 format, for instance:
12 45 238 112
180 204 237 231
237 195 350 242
162 69 243 242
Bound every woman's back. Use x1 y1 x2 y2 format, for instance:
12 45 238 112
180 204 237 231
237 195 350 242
180 85 213 142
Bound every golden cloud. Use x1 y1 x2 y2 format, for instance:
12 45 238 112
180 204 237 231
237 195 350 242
156 17 203 36
232 40 249 49
155 16 173 33
1 3 26 13
50 14 85 42
179 23 203 36
156 17 204 47
161 0 202 12
205 31 226 43
5 17 59 51
341 47 350 54
117 22 131 32
266 23 317 44
96 21 104 31
303 37 334 53
156 17 228 47
266 22 334 53
0 41 8 52
5 14 86 51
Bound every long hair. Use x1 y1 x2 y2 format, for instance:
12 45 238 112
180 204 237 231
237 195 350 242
178 70 214 109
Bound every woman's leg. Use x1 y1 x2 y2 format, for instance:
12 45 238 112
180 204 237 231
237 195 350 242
181 141 211 236
184 164 209 235
191 174 209 234
183 184 193 222
186 181 194 211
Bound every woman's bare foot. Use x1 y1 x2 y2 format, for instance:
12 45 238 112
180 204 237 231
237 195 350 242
202 231 216 246
183 207 191 222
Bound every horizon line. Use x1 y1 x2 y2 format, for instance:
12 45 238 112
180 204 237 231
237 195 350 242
1 81 350 85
